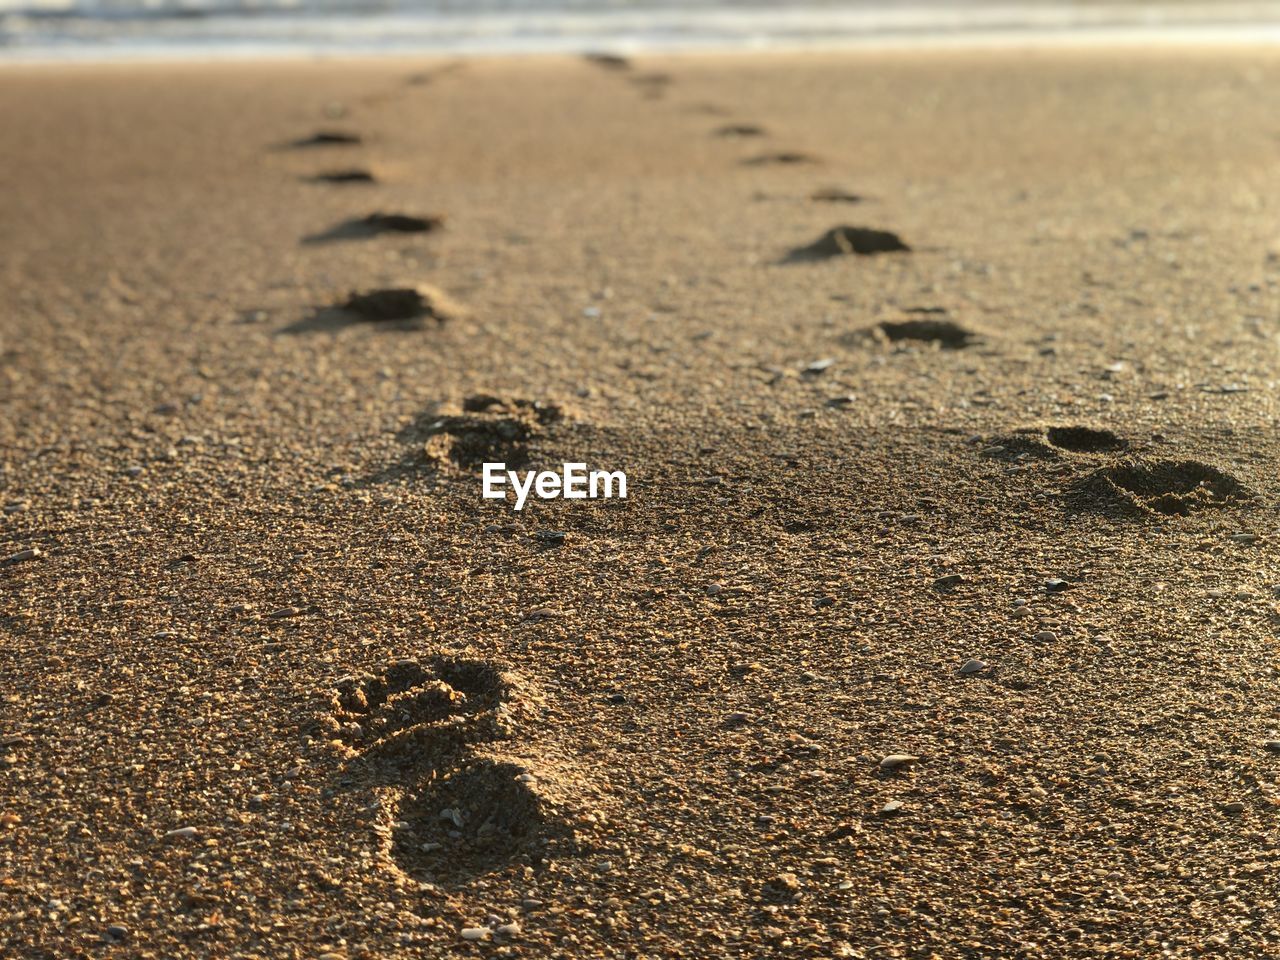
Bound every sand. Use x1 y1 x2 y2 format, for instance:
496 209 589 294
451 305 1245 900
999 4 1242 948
2 46 1280 958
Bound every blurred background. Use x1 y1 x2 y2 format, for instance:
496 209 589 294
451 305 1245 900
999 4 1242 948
3 0 1280 60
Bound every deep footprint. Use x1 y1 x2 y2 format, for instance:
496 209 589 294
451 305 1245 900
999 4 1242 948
1046 426 1127 453
304 212 443 244
786 226 910 261
877 318 973 348
340 285 462 324
316 658 572 885
289 130 362 148
307 169 377 184
425 396 564 470
810 187 863 203
1076 459 1252 516
744 152 818 166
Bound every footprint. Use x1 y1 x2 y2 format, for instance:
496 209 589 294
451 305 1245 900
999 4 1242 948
425 397 564 471
341 285 461 323
288 130 362 148
983 425 1127 461
785 226 910 262
280 285 463 335
306 169 377 184
810 187 863 204
315 658 577 885
1045 426 1127 454
1074 459 1253 517
743 151 818 166
303 212 444 245
876 318 974 349
714 123 766 137
325 656 517 749
583 52 631 70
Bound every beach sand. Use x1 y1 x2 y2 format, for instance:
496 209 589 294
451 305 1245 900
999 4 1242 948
2 47 1280 957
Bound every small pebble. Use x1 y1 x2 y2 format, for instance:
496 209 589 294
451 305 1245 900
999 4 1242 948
460 927 491 941
163 826 199 840
957 658 987 675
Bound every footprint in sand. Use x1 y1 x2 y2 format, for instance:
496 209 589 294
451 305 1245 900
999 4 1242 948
302 212 444 245
875 317 974 349
714 123 766 138
359 396 569 485
288 130 362 148
341 285 461 323
583 52 631 70
314 657 579 884
785 226 910 262
810 186 864 204
744 151 819 166
981 426 1127 462
306 169 377 184
280 284 463 335
425 396 566 471
1045 426 1127 454
1072 459 1253 517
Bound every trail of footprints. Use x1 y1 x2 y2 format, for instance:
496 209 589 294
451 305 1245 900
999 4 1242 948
282 55 911 330
314 657 579 884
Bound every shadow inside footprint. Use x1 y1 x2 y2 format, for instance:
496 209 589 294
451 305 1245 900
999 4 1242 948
715 123 766 137
280 285 462 335
286 130 362 148
392 758 569 884
1072 459 1252 517
784 226 910 262
876 318 974 349
584 52 631 70
744 152 818 166
303 212 443 245
362 395 563 484
306 169 377 184
810 187 864 203
1046 426 1127 454
317 657 568 885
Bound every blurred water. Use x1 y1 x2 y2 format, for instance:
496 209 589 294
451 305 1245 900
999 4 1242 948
3 0 1280 60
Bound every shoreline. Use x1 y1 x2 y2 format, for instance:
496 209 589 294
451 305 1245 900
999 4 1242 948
4 20 1280 66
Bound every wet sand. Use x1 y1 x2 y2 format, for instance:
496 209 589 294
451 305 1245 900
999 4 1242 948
2 48 1280 958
